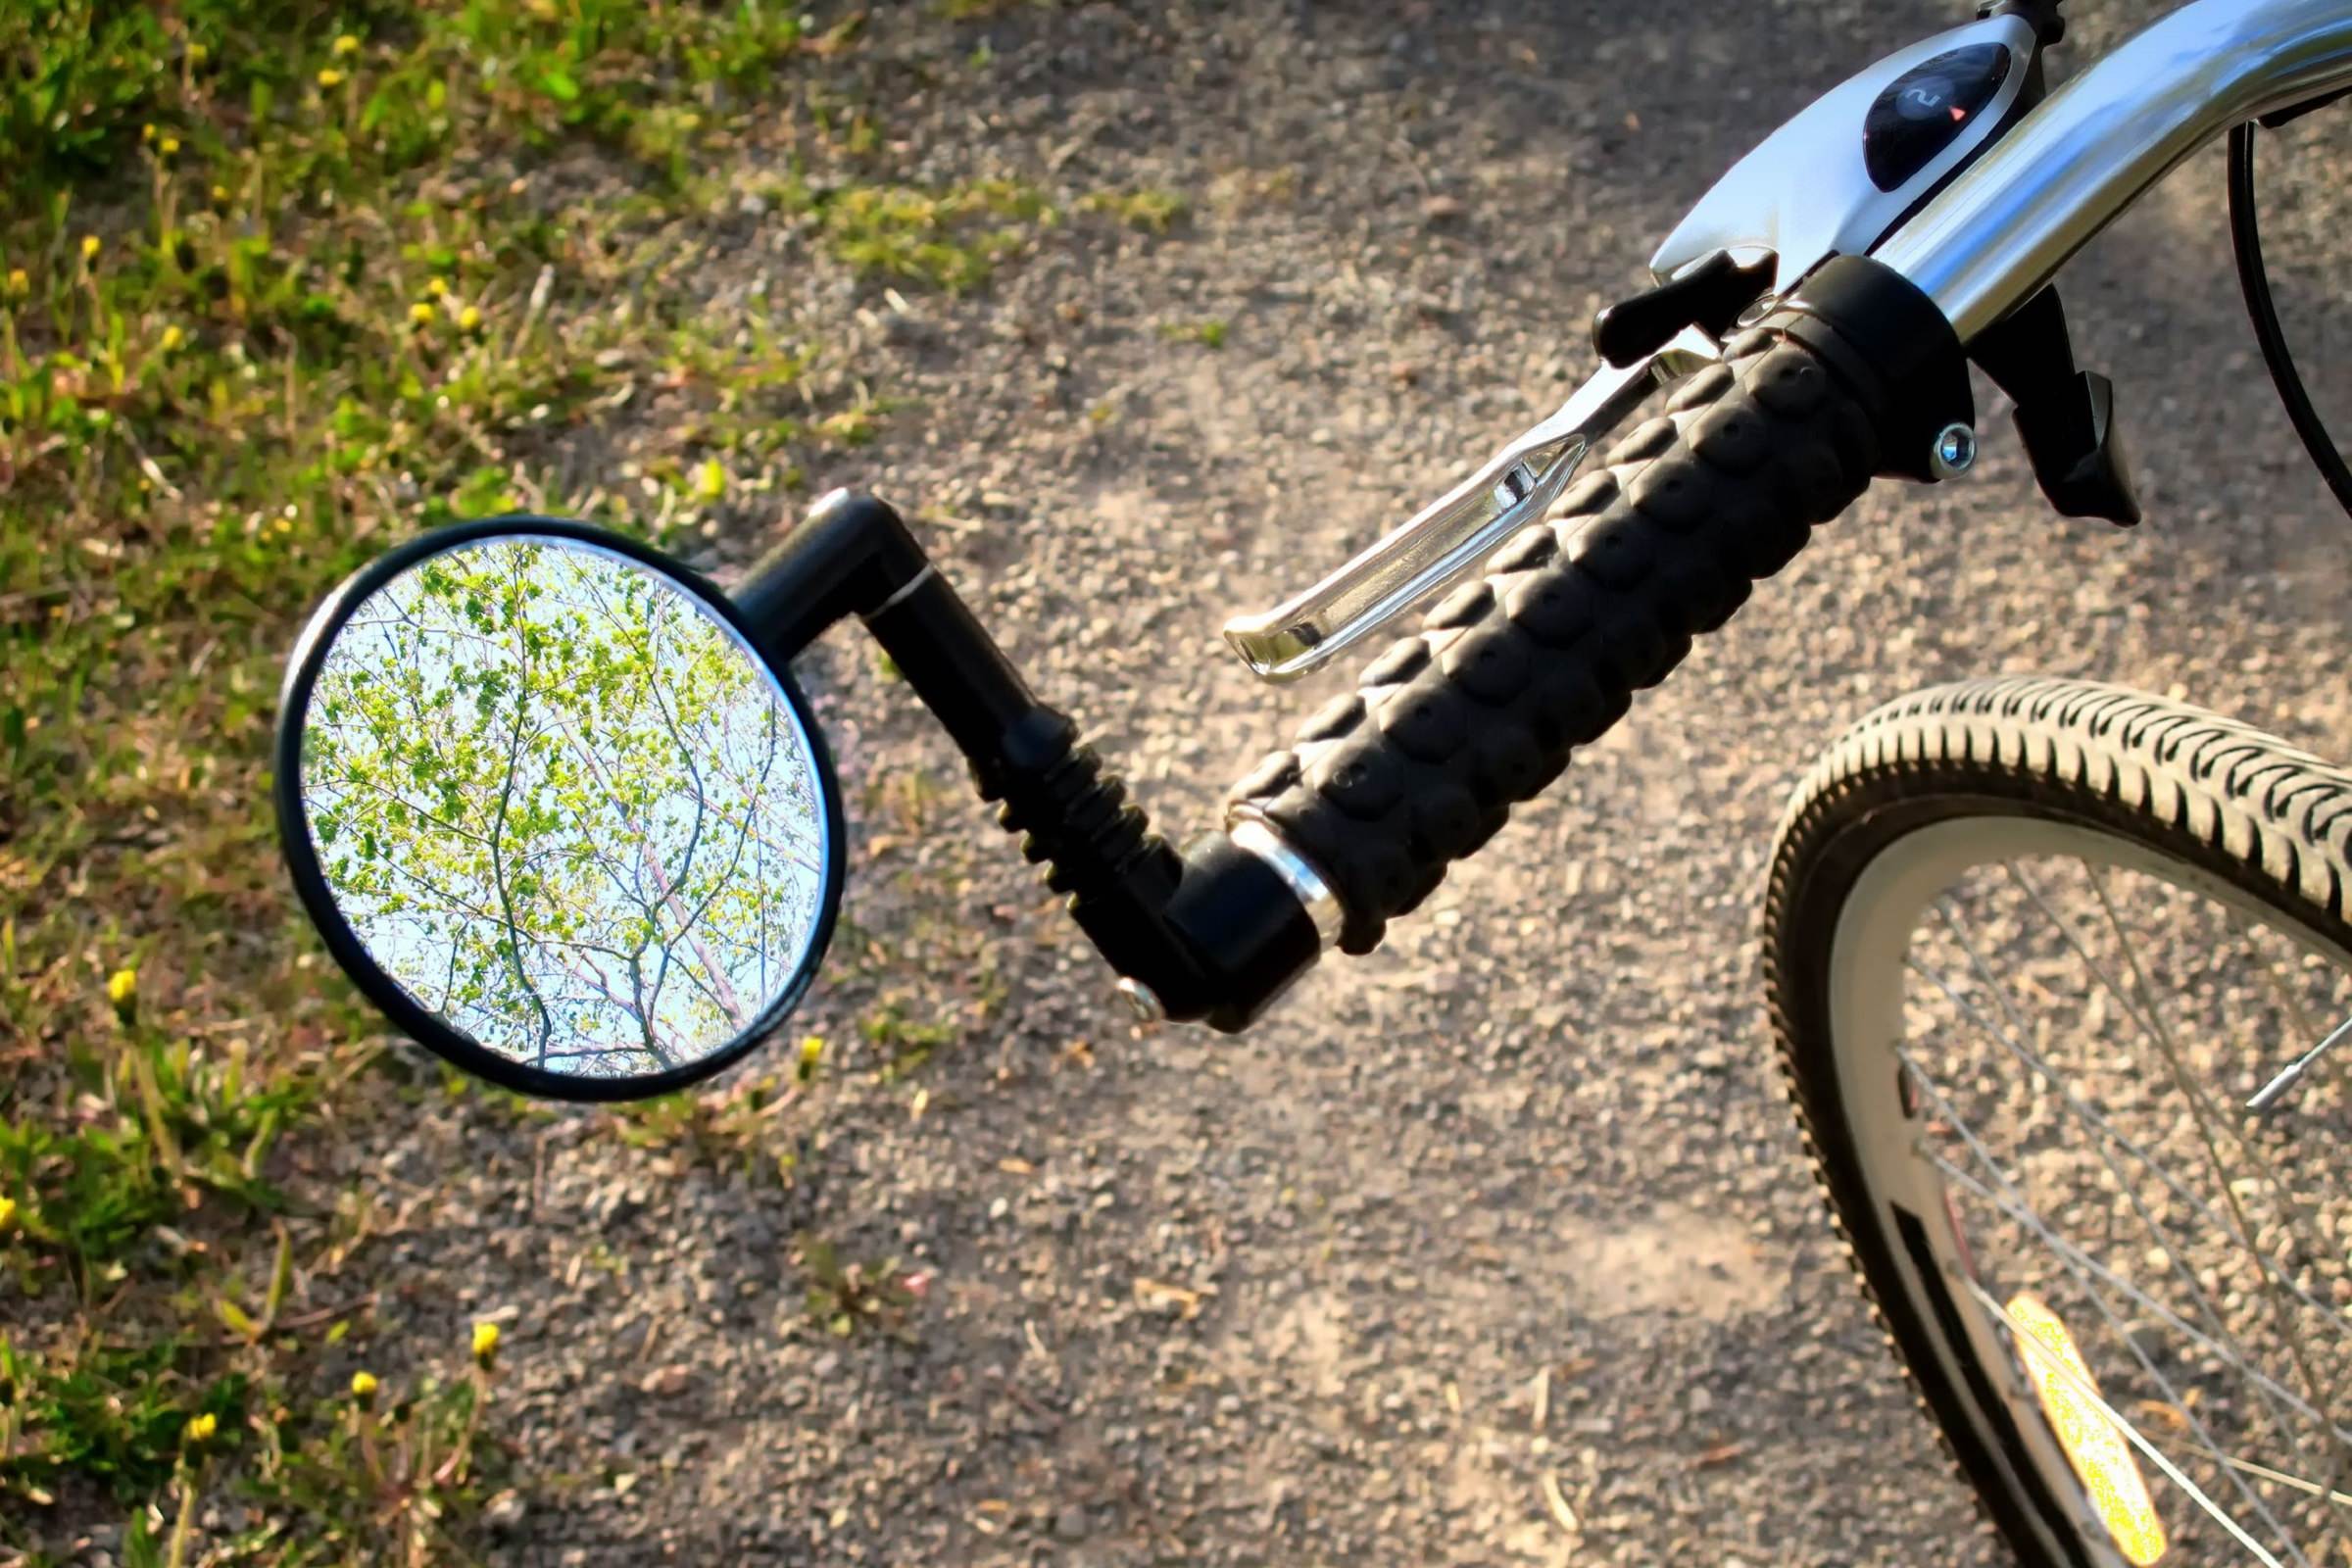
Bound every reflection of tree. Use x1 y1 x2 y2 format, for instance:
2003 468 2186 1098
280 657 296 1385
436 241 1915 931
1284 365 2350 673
303 538 827 1077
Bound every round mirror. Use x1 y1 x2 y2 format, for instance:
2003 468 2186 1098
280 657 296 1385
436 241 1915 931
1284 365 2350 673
274 520 845 1101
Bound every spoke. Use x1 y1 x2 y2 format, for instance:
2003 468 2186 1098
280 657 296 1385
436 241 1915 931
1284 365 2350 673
2222 1456 2352 1510
1904 953 2351 1341
2234 910 2350 1115
1956 1271 2289 1568
1926 1141 2352 1449
1921 1148 2352 1452
1903 1054 2316 1564
2248 1014 2352 1116
2082 859 2352 1550
2240 913 2322 1049
1929 897 2325 1490
2000 863 2352 1343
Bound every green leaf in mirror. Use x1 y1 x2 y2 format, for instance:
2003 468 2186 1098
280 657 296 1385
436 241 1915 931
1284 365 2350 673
280 525 843 1099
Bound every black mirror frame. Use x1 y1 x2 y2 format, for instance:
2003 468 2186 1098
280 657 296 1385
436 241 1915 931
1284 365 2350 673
272 515 849 1103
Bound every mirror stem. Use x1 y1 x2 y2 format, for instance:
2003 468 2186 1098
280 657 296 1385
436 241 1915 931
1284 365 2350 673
733 491 1319 1031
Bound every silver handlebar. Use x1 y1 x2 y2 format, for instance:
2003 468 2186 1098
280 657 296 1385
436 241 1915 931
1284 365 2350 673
1221 0 2352 684
1878 0 2352 342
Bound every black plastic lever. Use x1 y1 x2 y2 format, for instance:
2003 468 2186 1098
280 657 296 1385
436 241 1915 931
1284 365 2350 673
1968 286 2140 526
1592 250 1776 368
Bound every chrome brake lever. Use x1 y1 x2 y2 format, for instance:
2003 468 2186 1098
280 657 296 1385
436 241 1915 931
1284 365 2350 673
1221 330 1719 682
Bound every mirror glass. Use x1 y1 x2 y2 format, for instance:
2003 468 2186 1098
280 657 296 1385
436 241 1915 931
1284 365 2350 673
290 532 837 1089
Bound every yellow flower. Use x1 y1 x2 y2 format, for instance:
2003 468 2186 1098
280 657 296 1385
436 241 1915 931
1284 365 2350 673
79 235 100 264
5 269 25 296
692 459 726 502
187 42 209 66
796 1033 824 1082
349 1370 379 1399
334 33 361 56
470 1320 501 1365
160 324 185 353
408 302 437 327
158 135 180 158
0 1195 17 1231
142 122 158 143
317 68 345 88
106 967 137 1005
457 304 483 333
210 183 231 207
425 276 449 299
183 1411 218 1445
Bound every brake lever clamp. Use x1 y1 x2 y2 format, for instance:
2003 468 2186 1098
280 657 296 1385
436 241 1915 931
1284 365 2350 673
1219 329 1720 683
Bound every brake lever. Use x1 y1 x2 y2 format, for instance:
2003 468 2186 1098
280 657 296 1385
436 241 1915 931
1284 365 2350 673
1220 329 1720 682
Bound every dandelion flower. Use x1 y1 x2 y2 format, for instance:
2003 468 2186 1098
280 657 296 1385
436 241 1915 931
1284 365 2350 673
5 269 25 296
317 68 345 88
692 459 726 502
796 1033 824 1082
334 33 361 56
0 1196 17 1231
409 302 437 327
158 135 180 158
457 304 483 333
160 324 185 353
425 276 449 299
106 967 137 1005
79 235 101 263
142 122 158 143
210 183 231 206
183 1411 218 1445
188 42 209 65
471 1320 501 1365
349 1370 379 1399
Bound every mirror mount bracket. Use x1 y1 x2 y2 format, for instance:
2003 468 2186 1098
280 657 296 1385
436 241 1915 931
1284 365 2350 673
730 488 935 658
734 491 1319 1032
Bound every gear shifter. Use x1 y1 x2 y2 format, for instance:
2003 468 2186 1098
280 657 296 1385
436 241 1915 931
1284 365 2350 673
1592 250 1775 368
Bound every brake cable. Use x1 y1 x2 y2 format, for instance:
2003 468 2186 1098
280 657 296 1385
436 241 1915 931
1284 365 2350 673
2228 120 2352 520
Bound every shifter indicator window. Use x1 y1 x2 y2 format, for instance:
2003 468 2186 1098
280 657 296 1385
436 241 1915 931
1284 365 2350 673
1863 43 2012 193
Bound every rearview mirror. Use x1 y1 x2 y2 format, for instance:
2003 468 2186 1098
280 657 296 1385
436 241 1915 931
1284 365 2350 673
273 520 845 1102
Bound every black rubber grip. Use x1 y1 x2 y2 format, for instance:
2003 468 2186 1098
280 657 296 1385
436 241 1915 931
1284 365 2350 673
1231 329 1884 954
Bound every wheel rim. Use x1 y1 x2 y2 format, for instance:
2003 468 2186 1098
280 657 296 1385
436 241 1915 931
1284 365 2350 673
1826 813 2352 1567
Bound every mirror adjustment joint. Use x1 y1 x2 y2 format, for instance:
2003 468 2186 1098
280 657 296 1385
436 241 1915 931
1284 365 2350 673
738 492 1326 1032
1592 250 1776 368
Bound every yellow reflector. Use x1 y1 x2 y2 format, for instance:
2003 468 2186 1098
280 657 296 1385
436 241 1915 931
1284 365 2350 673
2005 1292 2169 1565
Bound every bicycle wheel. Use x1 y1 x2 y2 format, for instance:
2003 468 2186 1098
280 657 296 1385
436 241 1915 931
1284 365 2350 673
1763 676 2352 1568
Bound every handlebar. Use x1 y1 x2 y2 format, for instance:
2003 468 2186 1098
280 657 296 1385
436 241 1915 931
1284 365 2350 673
744 259 1968 1031
1228 331 1880 953
1217 255 1967 968
729 0 2352 1036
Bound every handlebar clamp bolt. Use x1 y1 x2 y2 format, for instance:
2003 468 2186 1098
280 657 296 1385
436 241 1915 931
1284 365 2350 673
1114 977 1167 1023
1931 422 1979 479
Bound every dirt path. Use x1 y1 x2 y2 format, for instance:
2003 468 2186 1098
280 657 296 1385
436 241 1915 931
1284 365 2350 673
374 4 2352 1563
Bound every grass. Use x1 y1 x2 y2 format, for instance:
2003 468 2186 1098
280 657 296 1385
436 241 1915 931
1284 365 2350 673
1162 317 1229 350
0 2 1180 1560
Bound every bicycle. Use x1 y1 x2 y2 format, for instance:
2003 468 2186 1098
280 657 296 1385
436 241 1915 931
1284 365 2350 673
271 1 2352 1562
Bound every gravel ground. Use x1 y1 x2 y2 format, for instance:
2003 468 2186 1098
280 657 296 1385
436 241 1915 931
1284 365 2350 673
319 3 2352 1564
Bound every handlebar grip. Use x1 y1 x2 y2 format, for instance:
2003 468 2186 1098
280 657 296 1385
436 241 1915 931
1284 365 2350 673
1230 329 1884 954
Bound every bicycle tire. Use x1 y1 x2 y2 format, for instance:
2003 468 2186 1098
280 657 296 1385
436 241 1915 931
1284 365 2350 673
1763 675 2352 1567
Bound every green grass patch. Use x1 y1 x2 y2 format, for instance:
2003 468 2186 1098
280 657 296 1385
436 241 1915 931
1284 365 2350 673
0 0 1183 1557
1080 186 1188 232
1162 317 1229 349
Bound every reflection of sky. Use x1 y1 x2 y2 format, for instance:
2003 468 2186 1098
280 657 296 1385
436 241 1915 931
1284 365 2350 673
301 536 831 1079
